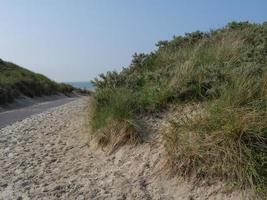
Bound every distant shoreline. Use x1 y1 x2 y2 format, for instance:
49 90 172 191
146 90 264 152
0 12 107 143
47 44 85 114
64 81 94 90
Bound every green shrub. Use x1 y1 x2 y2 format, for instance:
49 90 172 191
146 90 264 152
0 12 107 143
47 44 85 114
92 88 137 130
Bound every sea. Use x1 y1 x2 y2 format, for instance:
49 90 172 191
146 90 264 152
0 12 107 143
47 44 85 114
65 81 94 90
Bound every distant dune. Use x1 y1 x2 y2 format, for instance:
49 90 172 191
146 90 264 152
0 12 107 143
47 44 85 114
0 59 75 105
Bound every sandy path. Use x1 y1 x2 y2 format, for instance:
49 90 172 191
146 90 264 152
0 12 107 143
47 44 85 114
0 97 77 129
0 97 249 200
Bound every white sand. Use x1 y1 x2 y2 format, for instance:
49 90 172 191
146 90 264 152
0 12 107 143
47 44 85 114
0 97 251 199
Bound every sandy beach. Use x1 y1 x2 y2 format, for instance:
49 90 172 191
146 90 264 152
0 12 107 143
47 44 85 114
0 97 250 200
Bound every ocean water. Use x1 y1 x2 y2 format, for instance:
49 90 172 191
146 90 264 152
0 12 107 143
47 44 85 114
65 81 94 90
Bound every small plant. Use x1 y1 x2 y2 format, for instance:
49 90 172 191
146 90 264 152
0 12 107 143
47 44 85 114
95 118 143 153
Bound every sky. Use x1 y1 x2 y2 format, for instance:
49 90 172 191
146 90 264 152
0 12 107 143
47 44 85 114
0 0 266 82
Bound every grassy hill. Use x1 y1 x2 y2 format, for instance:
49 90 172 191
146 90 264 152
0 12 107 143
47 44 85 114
91 22 267 196
0 59 74 104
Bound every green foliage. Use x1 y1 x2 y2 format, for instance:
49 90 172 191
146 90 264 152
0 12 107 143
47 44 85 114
92 21 267 193
0 59 74 104
93 22 267 116
92 88 137 130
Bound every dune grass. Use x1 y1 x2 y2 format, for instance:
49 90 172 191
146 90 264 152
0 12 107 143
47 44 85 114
165 71 267 192
91 21 267 194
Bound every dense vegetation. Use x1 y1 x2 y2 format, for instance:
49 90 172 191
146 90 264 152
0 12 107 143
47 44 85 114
0 59 74 104
92 22 267 195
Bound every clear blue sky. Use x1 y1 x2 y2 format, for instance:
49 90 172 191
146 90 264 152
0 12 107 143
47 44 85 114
0 0 266 82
